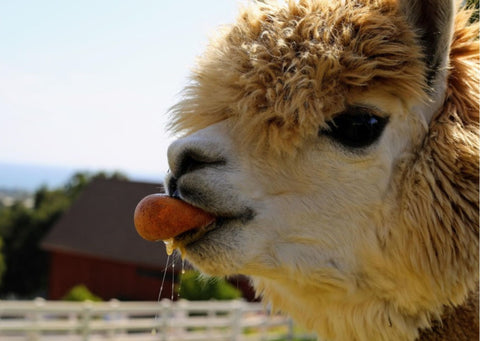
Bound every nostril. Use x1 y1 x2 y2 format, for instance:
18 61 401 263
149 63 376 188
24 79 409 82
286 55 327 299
176 149 226 178
167 131 229 180
166 141 227 200
179 151 202 176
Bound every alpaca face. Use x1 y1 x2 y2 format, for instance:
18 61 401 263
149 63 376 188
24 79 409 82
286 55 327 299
166 89 419 278
166 0 428 279
165 0 479 339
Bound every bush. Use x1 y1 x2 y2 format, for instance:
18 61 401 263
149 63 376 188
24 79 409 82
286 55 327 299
179 270 242 301
62 284 102 302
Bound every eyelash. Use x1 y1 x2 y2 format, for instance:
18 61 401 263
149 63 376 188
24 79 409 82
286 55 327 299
320 107 389 149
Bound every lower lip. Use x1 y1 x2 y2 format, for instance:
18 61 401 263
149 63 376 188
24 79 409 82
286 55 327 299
173 211 254 254
173 221 218 250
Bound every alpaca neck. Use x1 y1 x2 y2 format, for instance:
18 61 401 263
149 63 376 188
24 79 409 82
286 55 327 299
256 278 478 341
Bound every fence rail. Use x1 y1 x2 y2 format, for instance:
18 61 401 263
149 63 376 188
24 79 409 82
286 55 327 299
0 298 316 341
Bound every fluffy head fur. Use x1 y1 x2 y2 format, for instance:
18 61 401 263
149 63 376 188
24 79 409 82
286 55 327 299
170 0 427 155
165 1 479 340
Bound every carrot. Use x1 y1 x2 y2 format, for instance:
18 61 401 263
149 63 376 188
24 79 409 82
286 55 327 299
134 194 215 241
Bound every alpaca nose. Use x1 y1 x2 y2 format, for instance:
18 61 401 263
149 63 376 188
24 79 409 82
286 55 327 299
167 130 228 182
169 143 226 179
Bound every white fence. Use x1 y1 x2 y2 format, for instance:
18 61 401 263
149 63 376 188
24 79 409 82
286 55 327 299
0 298 316 341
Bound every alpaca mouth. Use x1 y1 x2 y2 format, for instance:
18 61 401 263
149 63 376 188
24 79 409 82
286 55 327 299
173 211 254 252
167 182 256 254
173 219 217 247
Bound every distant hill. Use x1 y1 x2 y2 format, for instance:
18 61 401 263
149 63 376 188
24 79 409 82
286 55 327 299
0 162 164 192
0 162 76 191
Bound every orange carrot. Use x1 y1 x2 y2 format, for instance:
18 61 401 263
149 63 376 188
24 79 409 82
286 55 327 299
134 194 215 241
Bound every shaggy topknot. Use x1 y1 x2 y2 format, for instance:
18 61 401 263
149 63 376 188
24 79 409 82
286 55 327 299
170 0 427 155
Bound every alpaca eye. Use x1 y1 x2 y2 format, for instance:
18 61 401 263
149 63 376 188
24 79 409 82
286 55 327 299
321 108 389 149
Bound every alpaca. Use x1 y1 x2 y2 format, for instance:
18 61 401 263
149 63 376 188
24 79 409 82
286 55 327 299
163 0 479 340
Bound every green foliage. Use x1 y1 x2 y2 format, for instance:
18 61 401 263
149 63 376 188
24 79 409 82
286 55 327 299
0 188 69 297
0 170 127 298
0 240 6 286
62 284 102 302
179 270 242 301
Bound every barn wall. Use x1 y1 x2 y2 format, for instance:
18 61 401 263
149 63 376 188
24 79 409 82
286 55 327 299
47 251 175 300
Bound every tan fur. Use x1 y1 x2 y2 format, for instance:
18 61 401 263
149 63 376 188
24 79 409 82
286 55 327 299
166 1 479 340
382 2 479 318
343 7 479 339
170 0 427 155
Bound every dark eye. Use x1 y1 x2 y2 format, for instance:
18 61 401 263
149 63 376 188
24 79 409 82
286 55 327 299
321 108 389 148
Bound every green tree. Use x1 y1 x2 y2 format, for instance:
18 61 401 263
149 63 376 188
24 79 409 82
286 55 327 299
179 270 242 301
0 187 70 297
0 239 6 287
0 171 127 298
62 284 102 302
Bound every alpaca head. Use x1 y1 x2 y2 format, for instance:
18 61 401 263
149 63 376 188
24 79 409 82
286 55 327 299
165 0 479 339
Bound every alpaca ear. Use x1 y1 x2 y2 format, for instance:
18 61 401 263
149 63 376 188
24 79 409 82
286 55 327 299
400 0 455 121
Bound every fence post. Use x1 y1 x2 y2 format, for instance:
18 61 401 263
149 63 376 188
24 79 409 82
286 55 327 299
176 299 188 339
230 300 243 341
260 311 268 341
207 301 215 338
159 299 171 341
27 297 45 341
287 318 295 341
81 301 93 341
68 310 77 337
106 298 124 339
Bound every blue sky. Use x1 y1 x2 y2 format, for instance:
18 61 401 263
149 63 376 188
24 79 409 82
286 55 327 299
0 0 243 182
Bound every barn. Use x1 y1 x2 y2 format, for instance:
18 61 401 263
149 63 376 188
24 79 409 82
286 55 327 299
42 178 183 301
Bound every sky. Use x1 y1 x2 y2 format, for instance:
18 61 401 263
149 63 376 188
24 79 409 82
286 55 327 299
0 0 244 186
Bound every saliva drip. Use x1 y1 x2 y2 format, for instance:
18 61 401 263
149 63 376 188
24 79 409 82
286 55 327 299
152 243 188 334
171 261 175 300
152 253 171 335
158 254 170 301
177 259 186 299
